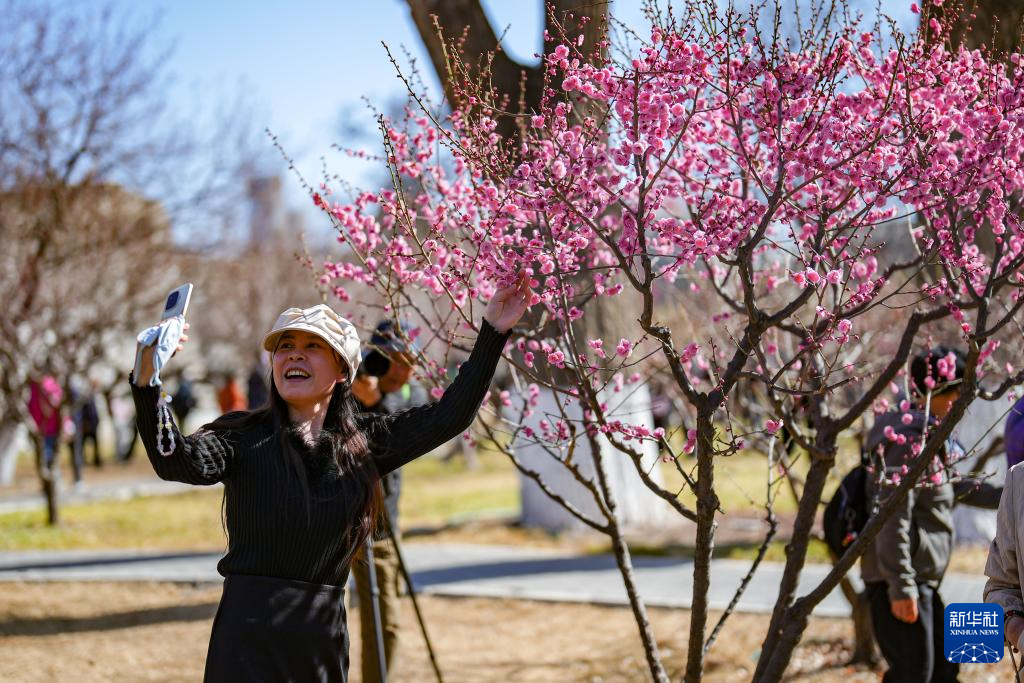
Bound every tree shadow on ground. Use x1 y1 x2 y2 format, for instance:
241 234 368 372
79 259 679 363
410 553 680 588
0 602 218 637
625 537 834 565
0 551 218 573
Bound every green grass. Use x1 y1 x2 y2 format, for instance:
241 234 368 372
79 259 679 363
716 537 834 564
0 489 225 551
0 450 520 551
661 431 865 516
398 449 519 526
625 537 834 566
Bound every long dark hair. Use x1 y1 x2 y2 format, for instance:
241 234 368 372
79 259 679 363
205 373 384 557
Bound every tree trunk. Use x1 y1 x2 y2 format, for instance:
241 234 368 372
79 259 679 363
586 428 670 682
403 0 606 146
405 0 620 358
0 419 22 485
32 431 60 525
606 512 670 682
683 413 718 683
43 470 58 525
922 2 1022 263
752 456 833 681
928 0 1023 56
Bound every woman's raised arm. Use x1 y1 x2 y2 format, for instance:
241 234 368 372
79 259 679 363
360 271 532 474
129 320 234 484
130 381 236 485
359 319 509 474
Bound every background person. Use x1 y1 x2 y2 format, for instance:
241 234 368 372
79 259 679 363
1005 394 1024 469
350 319 428 682
27 369 78 483
247 351 270 409
71 380 101 468
171 373 198 431
216 372 247 414
860 346 966 683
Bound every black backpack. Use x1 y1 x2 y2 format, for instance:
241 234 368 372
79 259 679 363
823 451 872 558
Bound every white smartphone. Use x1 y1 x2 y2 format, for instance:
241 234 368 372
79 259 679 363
161 283 193 320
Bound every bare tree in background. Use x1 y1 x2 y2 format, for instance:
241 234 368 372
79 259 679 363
0 0 261 523
184 232 327 381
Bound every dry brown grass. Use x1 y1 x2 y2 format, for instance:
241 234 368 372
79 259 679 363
0 582 1007 682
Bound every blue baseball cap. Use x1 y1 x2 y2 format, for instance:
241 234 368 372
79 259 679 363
368 319 419 355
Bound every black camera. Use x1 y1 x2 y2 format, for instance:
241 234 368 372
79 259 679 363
360 349 391 378
358 319 418 378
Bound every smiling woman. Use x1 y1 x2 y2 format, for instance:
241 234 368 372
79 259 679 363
265 308 358 442
127 271 533 682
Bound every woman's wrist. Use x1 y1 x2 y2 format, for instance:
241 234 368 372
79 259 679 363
481 317 511 337
133 344 155 386
481 315 503 334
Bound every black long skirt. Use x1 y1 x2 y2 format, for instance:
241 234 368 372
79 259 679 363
204 574 349 682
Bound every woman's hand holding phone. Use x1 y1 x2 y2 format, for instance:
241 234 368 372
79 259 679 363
134 322 189 386
133 284 194 387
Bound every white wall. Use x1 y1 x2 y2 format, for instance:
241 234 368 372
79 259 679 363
514 382 672 532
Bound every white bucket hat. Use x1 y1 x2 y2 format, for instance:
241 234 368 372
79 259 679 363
262 304 361 382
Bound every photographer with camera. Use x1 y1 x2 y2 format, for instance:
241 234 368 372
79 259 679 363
349 320 427 682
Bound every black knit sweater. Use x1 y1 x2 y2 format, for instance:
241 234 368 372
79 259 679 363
132 320 509 586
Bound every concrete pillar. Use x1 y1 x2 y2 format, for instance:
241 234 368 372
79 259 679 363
514 382 671 531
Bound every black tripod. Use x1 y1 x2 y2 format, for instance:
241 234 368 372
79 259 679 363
362 535 389 683
362 511 445 683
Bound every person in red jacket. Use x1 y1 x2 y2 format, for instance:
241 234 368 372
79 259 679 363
216 374 247 414
27 372 68 479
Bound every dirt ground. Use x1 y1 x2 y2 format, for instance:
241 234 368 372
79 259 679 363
0 582 1007 682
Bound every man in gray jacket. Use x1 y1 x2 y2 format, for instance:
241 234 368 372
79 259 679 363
861 346 965 683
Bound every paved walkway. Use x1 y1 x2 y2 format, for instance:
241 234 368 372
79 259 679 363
0 543 988 618
0 478 198 514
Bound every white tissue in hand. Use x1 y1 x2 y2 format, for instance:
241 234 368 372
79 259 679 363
133 316 185 387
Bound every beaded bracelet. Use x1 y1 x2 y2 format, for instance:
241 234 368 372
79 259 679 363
156 391 176 457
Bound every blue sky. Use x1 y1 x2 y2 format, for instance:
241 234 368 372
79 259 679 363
48 0 915 233
139 0 554 220
46 0 655 228
159 2 543 184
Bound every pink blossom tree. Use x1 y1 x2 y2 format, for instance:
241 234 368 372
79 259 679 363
310 1 1024 679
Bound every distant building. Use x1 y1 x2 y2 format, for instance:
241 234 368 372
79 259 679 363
285 207 306 236
247 176 285 249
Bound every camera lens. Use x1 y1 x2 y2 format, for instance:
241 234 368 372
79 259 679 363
165 292 179 310
362 350 391 377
